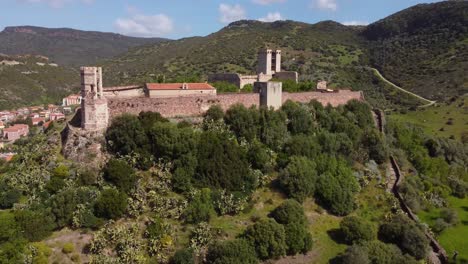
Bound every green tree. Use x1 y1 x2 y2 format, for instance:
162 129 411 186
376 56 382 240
204 105 224 122
196 131 254 193
103 159 136 194
14 209 56 242
184 188 215 224
206 239 258 264
170 248 194 264
106 114 149 155
339 216 376 244
281 100 315 135
278 156 317 202
243 218 286 260
224 104 259 142
138 111 168 131
258 107 288 151
94 189 128 220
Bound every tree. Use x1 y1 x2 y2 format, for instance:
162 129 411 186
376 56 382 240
50 189 79 228
361 128 388 164
243 218 286 260
0 187 21 209
138 111 168 131
204 105 224 122
315 157 359 216
206 239 258 264
149 122 198 160
281 100 315 135
378 214 429 260
270 200 313 255
196 131 254 193
103 159 136 194
338 241 418 264
247 140 274 173
170 248 194 264
94 189 128 220
339 216 376 244
184 188 214 224
258 107 288 151
106 114 149 155
278 157 317 202
14 209 56 242
224 104 259 142
282 135 321 162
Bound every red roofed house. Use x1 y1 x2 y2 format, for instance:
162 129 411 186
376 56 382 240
62 94 82 106
50 113 65 121
145 83 216 98
3 124 29 142
32 117 45 126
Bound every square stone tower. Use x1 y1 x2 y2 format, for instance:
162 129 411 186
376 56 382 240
257 49 281 75
80 67 109 131
254 81 283 110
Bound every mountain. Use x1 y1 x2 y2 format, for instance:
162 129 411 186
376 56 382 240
0 54 79 110
363 1 468 100
103 20 365 84
0 26 168 66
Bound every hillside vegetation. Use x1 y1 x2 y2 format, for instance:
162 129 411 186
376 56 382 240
363 1 468 100
0 54 79 110
0 26 167 66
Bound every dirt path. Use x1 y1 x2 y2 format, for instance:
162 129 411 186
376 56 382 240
367 67 436 108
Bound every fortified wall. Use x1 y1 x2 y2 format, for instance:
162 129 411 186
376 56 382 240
107 90 364 119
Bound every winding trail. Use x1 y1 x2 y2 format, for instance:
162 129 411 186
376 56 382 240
367 67 436 108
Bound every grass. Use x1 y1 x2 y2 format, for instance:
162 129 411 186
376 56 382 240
389 96 467 141
418 196 468 263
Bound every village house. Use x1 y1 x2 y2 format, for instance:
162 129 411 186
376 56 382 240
2 124 29 142
0 111 15 122
49 112 65 121
30 113 40 119
32 117 46 126
48 104 59 113
62 94 82 106
39 110 51 119
145 83 217 98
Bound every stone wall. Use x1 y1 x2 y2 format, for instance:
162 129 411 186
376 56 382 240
108 90 363 119
208 73 242 87
103 86 145 98
274 71 298 83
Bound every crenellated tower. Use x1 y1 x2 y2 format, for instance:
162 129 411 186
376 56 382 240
80 67 108 131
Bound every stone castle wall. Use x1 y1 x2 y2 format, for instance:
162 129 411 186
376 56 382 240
107 90 363 119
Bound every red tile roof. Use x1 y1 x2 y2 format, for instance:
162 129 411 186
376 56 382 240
146 83 215 90
3 124 28 133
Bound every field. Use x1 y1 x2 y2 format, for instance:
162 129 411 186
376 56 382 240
389 96 467 141
418 196 468 263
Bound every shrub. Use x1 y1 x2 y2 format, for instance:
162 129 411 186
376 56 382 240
224 104 259 142
440 208 459 225
184 188 214 224
170 248 194 264
103 159 136 194
338 240 418 264
206 239 258 264
14 209 56 242
94 189 128 220
378 214 429 260
340 216 376 244
0 188 21 209
278 156 317 202
62 243 75 254
204 105 224 122
106 114 149 155
243 218 286 260
45 176 66 194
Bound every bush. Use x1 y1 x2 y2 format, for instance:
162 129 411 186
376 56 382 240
170 248 194 264
338 240 418 264
14 209 56 242
278 156 317 202
243 218 286 260
440 208 459 225
204 105 224 122
339 216 376 244
0 188 21 209
103 159 136 194
62 243 74 254
206 239 258 264
45 176 66 194
146 218 165 240
106 114 149 155
94 189 128 220
378 214 429 260
270 200 313 255
184 188 214 224
224 104 259 142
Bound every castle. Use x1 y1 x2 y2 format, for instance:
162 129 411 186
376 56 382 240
79 50 364 131
207 49 298 89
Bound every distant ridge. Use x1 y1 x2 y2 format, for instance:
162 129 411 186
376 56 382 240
0 26 169 66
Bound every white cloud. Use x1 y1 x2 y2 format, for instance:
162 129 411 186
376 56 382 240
252 0 286 5
219 3 246 24
258 12 284 22
313 0 337 11
115 13 174 37
342 21 369 26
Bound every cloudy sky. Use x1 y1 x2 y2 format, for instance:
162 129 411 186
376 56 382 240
1 0 442 39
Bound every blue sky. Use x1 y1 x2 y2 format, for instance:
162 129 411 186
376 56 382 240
0 0 443 39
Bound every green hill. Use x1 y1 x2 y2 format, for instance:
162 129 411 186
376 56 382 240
0 54 79 110
363 1 468 100
0 26 168 66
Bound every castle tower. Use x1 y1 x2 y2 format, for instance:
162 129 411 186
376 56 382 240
80 67 108 131
257 49 273 75
273 50 281 73
254 81 283 110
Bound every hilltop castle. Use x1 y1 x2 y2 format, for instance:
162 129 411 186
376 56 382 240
79 50 363 131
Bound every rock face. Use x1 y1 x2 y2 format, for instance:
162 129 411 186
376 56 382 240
61 123 107 167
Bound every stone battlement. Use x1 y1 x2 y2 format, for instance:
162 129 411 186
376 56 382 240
107 90 363 119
